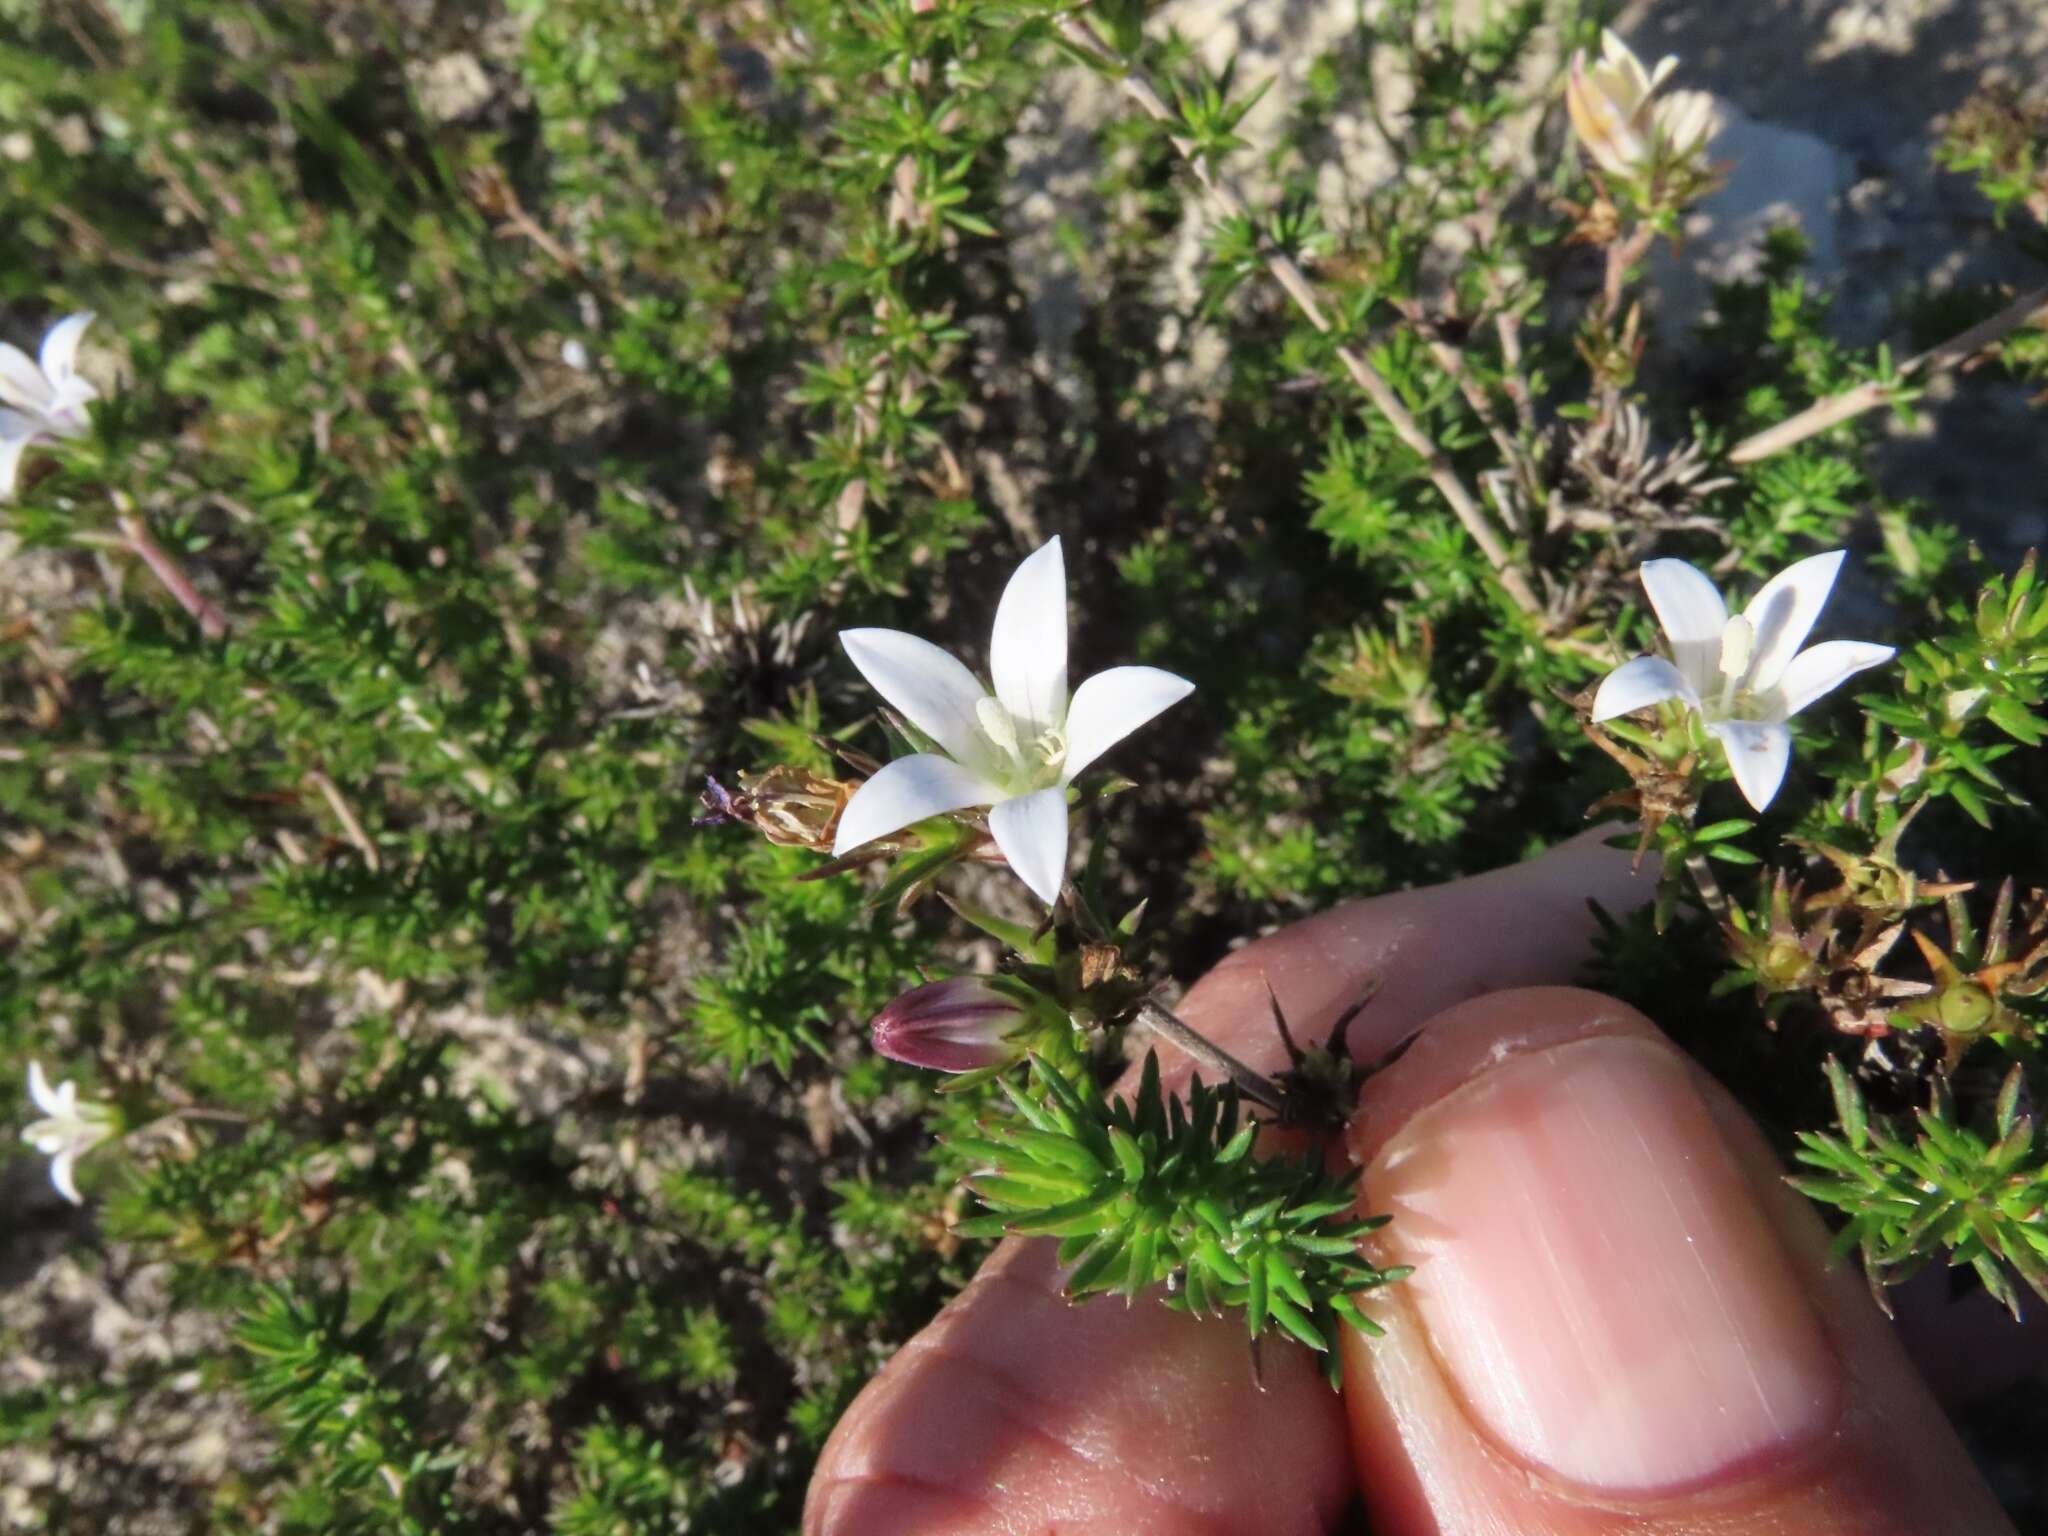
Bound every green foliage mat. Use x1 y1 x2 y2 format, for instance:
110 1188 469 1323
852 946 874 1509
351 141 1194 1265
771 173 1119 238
1 0 2043 1530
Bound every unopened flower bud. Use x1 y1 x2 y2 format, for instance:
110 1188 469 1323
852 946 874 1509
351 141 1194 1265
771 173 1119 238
870 976 1030 1073
1564 30 1716 182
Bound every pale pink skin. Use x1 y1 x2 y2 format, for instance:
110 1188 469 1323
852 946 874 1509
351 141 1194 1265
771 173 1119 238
807 834 2033 1536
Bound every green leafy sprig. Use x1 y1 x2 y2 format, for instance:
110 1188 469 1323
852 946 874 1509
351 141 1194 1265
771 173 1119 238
1793 1059 2048 1318
954 1051 1407 1386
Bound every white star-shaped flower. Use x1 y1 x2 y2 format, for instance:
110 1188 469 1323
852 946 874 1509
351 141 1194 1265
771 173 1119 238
832 537 1194 905
1592 552 1895 812
20 1060 117 1205
0 312 99 501
1565 29 1717 179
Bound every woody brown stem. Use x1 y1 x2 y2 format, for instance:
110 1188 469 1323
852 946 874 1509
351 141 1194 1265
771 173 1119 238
1056 14 1542 619
1600 226 1657 322
306 769 381 872
113 509 228 640
1730 283 2048 464
1684 851 1730 918
1494 303 1537 436
1398 296 1526 477
1134 999 1288 1113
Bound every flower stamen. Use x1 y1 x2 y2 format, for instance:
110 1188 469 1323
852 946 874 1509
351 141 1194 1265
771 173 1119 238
1718 615 1755 713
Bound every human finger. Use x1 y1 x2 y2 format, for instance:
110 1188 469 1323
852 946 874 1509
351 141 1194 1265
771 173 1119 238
804 835 1651 1536
1341 985 2018 1536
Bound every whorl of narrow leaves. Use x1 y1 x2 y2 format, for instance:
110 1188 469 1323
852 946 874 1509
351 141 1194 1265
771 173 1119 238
236 1284 459 1525
953 1052 1408 1387
1790 1058 2048 1318
1864 552 2048 825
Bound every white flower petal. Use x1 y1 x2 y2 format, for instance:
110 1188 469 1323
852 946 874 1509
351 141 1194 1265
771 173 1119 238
1600 31 1648 99
0 431 31 501
49 1148 83 1205
989 537 1068 737
1768 640 1895 720
987 786 1069 907
840 628 990 764
0 343 50 415
1658 89 1718 154
1741 550 1844 694
1059 666 1195 785
1590 655 1697 721
38 313 93 386
1707 720 1793 812
48 375 98 431
1567 57 1638 176
1638 559 1728 696
27 1060 63 1118
830 753 999 857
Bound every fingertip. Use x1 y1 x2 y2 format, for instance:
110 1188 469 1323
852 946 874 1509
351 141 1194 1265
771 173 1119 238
1345 984 1657 1169
1160 837 1656 1100
805 1473 989 1536
805 1240 1351 1536
1339 986 2015 1535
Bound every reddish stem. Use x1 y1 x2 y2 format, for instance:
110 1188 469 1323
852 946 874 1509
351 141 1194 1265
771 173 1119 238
116 513 228 640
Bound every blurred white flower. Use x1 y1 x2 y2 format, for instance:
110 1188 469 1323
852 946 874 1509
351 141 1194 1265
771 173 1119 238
832 536 1194 905
1565 30 1716 179
0 312 99 501
1592 552 1894 811
20 1060 117 1205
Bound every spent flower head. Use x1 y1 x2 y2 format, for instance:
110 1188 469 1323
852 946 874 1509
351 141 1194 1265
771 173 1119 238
1565 30 1716 183
1592 552 1894 811
0 313 99 500
20 1060 118 1205
832 537 1194 904
696 766 854 852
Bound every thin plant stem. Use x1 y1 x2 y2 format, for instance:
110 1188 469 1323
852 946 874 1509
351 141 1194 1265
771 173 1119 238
306 769 382 872
110 499 229 639
1493 300 1537 436
162 1106 250 1125
1683 851 1730 918
1397 296 1526 478
1731 283 2048 465
1599 225 1657 322
1134 999 1288 1114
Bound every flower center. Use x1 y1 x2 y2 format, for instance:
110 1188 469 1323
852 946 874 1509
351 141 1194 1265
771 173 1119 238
974 696 1065 789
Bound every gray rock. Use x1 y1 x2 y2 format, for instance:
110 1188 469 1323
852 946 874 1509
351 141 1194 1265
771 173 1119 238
1650 104 1849 332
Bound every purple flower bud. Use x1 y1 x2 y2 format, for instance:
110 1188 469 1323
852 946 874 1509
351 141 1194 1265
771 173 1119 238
870 976 1028 1074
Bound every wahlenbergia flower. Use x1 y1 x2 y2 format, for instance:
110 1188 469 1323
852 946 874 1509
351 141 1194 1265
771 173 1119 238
0 313 98 501
870 975 1030 1074
1592 551 1894 811
20 1060 117 1205
1565 30 1716 180
832 537 1194 905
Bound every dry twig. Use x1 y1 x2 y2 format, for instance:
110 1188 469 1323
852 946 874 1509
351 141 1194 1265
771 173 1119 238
1731 283 2048 465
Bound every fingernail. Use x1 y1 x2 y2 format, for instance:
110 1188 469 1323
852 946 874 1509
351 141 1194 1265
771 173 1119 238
1368 1034 1840 1495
